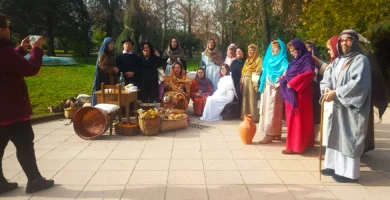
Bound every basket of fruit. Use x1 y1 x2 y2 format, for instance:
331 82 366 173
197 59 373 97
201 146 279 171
115 123 139 136
160 109 188 132
137 108 160 136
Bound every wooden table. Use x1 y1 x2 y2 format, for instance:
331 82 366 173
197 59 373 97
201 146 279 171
94 90 138 123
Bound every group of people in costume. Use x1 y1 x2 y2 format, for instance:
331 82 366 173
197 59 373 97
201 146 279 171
90 30 387 184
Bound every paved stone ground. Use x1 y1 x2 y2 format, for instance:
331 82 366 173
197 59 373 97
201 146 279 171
1 105 390 200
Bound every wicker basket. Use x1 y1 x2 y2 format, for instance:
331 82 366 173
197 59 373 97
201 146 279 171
138 117 160 136
115 123 139 136
73 106 109 140
160 116 188 132
64 108 78 119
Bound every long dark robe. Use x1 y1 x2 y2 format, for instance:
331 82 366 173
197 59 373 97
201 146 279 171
116 53 142 86
140 55 165 103
230 58 246 95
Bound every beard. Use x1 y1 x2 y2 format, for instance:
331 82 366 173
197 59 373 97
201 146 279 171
341 45 351 54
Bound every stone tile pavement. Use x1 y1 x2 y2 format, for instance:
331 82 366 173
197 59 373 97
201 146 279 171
1 106 390 200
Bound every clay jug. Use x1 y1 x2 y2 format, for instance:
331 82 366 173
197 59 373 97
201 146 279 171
239 114 256 144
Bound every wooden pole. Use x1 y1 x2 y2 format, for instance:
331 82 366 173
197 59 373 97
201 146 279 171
319 98 326 181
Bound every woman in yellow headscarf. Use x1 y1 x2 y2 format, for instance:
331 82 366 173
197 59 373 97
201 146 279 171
241 44 262 122
161 62 191 110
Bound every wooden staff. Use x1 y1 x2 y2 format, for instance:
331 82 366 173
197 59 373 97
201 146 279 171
319 97 326 181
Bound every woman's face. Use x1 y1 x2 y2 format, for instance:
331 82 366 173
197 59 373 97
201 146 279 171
228 48 235 56
173 64 181 75
143 44 150 56
248 47 255 58
236 48 244 58
271 45 280 56
327 44 334 58
207 40 215 50
220 66 227 76
108 41 115 51
289 47 298 59
197 69 204 78
171 39 178 49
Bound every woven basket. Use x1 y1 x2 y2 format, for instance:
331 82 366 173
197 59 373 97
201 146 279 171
160 116 188 132
115 123 139 136
138 117 160 136
64 108 78 119
73 106 109 140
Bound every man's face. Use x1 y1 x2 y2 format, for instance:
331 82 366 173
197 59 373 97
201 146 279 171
0 26 10 39
305 44 312 53
340 37 353 54
123 42 132 52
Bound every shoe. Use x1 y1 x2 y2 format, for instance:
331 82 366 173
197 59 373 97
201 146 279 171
259 135 281 144
321 168 335 176
332 174 358 183
25 177 54 194
281 150 295 155
0 179 18 194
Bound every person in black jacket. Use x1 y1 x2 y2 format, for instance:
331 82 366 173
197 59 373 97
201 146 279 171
139 40 165 103
116 37 142 87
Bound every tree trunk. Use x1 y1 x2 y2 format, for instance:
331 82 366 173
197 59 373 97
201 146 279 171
160 0 168 52
260 0 270 50
106 12 113 37
187 0 193 58
47 15 56 56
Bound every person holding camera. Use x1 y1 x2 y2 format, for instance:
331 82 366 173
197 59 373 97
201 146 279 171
0 13 54 194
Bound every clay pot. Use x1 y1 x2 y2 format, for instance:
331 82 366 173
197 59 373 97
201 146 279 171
239 114 256 144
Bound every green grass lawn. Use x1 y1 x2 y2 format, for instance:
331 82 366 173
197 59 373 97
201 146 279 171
26 56 201 117
26 63 95 117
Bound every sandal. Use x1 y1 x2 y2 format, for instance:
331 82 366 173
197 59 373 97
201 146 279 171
281 150 295 154
259 135 281 144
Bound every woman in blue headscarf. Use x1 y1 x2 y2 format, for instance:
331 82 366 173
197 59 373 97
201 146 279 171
91 37 119 106
257 39 289 144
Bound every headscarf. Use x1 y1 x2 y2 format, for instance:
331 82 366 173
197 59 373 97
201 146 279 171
242 44 262 75
258 38 289 93
168 62 190 96
224 43 237 66
164 37 186 63
280 39 315 107
204 39 223 66
305 41 320 58
337 29 361 58
328 36 339 63
195 68 212 92
91 37 114 106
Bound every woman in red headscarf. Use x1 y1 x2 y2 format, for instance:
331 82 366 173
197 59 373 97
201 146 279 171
312 36 339 152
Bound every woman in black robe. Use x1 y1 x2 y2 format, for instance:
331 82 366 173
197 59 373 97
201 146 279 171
139 40 165 103
229 46 246 116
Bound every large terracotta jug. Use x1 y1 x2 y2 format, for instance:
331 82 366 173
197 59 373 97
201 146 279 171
239 114 256 144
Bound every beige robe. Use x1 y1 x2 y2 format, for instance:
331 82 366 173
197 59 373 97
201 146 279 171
259 80 283 136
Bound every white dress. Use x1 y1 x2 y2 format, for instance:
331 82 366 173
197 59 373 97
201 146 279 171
200 76 235 121
201 53 220 91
